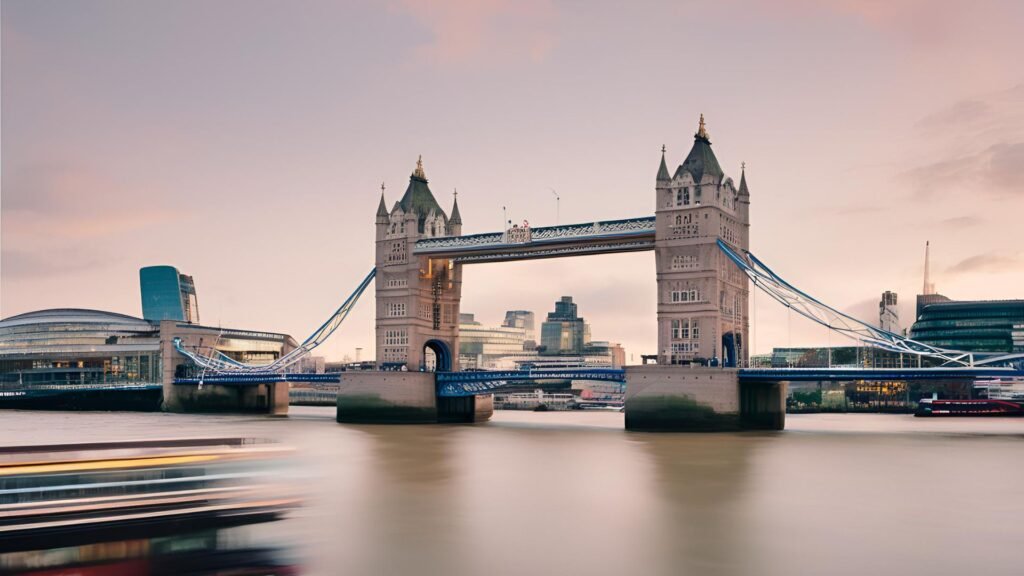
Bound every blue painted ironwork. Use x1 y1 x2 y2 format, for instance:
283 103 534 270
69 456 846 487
174 373 341 386
716 239 1024 368
436 368 625 397
738 367 1024 382
174 268 376 373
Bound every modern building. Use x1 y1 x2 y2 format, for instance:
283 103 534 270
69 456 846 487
0 309 162 389
539 296 588 355
879 291 899 334
910 299 1024 353
655 115 750 367
1 268 298 412
909 241 1024 354
140 265 200 323
458 313 529 369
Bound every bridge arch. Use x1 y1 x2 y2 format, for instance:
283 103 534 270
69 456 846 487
423 339 453 372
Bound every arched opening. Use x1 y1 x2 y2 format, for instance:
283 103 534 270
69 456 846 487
423 339 452 373
722 332 737 368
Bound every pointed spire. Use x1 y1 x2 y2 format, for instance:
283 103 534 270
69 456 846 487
696 113 709 141
413 155 426 180
923 241 935 295
449 188 462 224
657 145 670 181
738 162 749 196
376 182 389 217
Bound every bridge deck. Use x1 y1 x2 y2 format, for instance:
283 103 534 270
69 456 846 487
413 217 655 264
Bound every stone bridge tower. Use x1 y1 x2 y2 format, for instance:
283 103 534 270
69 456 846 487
375 157 463 371
654 116 750 367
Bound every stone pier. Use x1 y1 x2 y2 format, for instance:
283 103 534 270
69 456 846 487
336 371 492 424
624 365 784 431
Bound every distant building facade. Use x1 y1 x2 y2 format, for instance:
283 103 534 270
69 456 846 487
140 265 200 323
503 310 536 348
879 291 899 334
458 313 528 369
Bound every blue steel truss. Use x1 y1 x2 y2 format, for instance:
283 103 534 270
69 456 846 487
174 373 341 386
739 367 1024 382
436 368 625 397
716 240 1024 368
173 268 376 373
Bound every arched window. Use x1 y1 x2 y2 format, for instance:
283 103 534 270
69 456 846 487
675 215 682 226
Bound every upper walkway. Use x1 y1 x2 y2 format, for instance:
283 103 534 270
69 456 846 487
413 216 655 264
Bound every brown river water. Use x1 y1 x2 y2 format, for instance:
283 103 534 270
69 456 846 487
1 407 1022 576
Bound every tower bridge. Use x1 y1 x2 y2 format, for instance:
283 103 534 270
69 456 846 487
167 115 1022 427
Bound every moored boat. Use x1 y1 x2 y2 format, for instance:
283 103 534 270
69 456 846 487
914 398 1024 417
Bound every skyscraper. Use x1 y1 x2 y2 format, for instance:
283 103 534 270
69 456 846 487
139 265 200 323
879 291 899 334
540 296 588 355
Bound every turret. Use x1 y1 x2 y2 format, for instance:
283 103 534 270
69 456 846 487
737 162 750 224
657 145 671 186
448 189 463 236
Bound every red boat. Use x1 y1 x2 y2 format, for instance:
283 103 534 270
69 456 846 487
915 398 1024 417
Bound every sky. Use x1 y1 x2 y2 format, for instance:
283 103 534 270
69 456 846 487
2 0 1023 361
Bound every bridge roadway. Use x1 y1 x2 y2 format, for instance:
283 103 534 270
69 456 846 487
164 366 1024 397
435 366 1024 397
412 216 655 264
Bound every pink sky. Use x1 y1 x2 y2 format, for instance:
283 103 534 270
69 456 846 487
2 0 1023 361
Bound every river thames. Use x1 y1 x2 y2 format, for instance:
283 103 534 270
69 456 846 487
2 407 1022 575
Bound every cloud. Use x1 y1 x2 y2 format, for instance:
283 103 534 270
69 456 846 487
946 252 1023 275
939 215 983 228
2 163 181 241
0 247 118 279
393 0 557 69
902 141 1024 198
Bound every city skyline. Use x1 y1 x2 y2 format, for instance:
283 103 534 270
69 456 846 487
3 1 1023 361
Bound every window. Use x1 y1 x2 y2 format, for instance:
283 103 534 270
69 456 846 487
671 255 699 270
675 189 683 205
683 187 690 205
383 330 408 346
388 302 406 317
671 289 700 303
671 318 691 339
675 215 682 226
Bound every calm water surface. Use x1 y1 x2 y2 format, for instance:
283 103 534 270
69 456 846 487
1 408 1022 576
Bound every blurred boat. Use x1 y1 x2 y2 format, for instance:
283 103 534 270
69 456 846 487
0 438 299 549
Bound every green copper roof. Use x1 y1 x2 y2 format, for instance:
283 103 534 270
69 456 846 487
398 158 447 232
376 192 389 217
738 167 749 196
675 134 724 183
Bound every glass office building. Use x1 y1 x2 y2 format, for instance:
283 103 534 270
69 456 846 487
910 299 1024 353
0 309 161 387
140 265 200 323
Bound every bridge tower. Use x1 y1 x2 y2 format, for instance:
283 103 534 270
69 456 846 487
655 115 750 367
374 157 463 372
